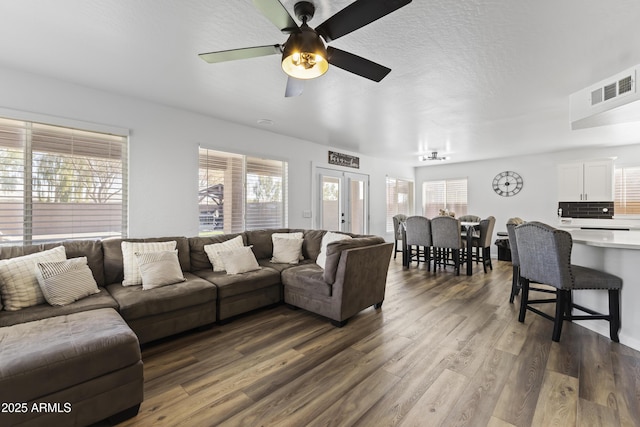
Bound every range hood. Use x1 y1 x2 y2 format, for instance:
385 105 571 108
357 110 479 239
570 65 639 130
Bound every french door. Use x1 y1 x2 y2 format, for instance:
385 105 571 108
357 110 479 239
316 167 369 234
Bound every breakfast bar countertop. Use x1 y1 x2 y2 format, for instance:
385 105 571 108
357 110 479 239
567 229 640 250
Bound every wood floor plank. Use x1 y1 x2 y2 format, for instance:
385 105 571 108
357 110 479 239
492 317 552 426
306 369 401 427
577 398 620 427
398 368 468 427
439 348 517 427
95 259 640 427
530 370 579 427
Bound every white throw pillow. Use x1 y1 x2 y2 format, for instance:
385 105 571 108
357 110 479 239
35 257 100 306
0 245 67 311
135 250 186 290
271 236 304 264
219 246 260 275
272 232 304 260
203 235 244 272
316 232 352 269
121 241 177 286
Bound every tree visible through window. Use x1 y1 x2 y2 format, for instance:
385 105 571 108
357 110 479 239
0 118 127 245
198 148 288 234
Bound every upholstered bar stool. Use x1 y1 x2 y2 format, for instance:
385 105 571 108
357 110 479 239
472 216 496 273
404 216 431 270
431 216 464 275
392 214 407 259
506 217 525 303
515 221 622 342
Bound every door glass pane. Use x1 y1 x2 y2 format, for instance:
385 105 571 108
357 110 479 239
321 176 341 231
350 178 365 234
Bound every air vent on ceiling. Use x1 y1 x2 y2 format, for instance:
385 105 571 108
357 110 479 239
570 65 640 129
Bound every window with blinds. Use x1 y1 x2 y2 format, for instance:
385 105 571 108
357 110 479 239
198 148 288 234
385 177 414 232
615 166 640 216
422 178 468 218
0 117 127 245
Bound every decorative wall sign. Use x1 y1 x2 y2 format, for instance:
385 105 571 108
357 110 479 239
328 151 360 169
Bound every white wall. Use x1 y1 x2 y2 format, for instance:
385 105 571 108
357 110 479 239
415 143 640 246
0 66 412 238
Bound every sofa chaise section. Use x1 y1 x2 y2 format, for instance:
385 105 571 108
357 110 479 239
0 308 142 427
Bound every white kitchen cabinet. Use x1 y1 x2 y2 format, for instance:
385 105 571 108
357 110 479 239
557 160 613 201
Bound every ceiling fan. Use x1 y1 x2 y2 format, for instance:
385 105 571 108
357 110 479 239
198 0 412 97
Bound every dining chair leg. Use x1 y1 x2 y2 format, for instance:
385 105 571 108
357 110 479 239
518 278 530 323
552 290 567 342
509 265 520 303
609 289 621 342
426 247 431 272
394 240 398 259
454 250 460 276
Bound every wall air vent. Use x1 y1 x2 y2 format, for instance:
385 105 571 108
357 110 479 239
570 65 640 130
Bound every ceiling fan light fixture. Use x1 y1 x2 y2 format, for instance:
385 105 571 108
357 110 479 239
419 152 448 161
281 24 328 80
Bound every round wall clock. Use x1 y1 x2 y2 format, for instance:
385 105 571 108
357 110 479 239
492 171 523 197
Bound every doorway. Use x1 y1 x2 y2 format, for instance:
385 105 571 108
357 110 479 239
316 167 369 234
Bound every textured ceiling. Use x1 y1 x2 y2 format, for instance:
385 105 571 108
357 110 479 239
1 0 640 165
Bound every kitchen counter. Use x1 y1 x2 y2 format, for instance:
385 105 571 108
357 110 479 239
568 229 640 250
567 228 640 351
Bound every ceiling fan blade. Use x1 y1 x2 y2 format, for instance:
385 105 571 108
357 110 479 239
252 0 299 34
285 77 304 97
327 47 391 82
315 0 412 43
198 45 281 63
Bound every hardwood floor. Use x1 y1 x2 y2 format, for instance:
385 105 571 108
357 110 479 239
112 259 640 427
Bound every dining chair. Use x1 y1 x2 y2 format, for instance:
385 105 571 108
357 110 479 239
472 216 496 273
404 216 431 270
506 217 525 303
515 221 622 342
392 214 407 259
431 215 464 275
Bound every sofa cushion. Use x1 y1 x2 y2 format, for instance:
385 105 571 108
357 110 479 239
102 237 190 285
204 235 244 272
302 229 326 261
136 250 186 290
188 233 247 271
0 245 67 311
0 288 118 327
42 240 106 287
323 236 386 284
35 257 100 306
106 272 217 320
193 267 280 299
258 258 316 273
0 308 140 403
281 264 332 297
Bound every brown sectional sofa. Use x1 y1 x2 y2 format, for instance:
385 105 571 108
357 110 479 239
0 228 393 426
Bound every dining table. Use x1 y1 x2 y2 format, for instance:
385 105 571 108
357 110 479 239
400 219 480 276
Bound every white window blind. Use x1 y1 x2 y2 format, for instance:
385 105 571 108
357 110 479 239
615 166 640 216
198 148 288 234
0 117 127 245
385 177 414 232
422 178 468 218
